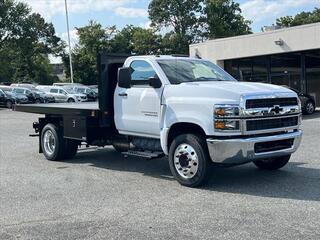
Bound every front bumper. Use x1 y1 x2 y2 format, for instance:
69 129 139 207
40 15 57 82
207 130 302 164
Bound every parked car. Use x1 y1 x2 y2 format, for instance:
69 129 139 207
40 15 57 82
65 86 98 101
53 83 83 87
32 89 55 103
10 83 36 89
12 87 39 103
88 85 98 95
0 88 15 108
44 86 87 103
0 86 29 104
283 87 316 115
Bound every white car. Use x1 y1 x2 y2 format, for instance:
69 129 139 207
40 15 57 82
41 86 87 103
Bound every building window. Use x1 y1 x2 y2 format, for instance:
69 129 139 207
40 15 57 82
225 56 268 83
270 53 302 92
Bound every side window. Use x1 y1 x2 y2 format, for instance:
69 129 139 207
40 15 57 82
50 89 58 93
130 60 156 85
14 89 24 94
59 89 66 94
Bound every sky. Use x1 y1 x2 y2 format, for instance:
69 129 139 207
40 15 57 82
21 0 320 51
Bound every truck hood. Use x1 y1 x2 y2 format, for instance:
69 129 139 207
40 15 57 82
164 81 297 104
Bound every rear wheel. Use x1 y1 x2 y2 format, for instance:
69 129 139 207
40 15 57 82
253 155 291 170
41 124 65 161
169 134 211 187
6 100 13 109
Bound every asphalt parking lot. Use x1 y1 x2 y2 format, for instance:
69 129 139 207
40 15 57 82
0 109 320 240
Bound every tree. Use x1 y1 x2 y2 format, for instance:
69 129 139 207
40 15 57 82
148 0 251 54
62 21 116 84
148 0 203 54
203 0 252 39
276 8 320 27
132 28 161 55
0 0 62 83
63 22 162 85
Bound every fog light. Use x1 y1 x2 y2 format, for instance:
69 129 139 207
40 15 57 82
215 121 226 129
214 120 240 131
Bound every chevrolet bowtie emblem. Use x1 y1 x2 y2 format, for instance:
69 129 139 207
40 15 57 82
269 105 283 114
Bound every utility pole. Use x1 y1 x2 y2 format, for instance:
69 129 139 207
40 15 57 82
64 0 74 83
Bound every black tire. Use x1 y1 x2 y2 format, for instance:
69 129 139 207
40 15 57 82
64 139 79 159
67 98 75 103
253 155 291 170
169 134 211 187
35 99 41 104
304 100 315 115
6 100 13 109
41 123 65 161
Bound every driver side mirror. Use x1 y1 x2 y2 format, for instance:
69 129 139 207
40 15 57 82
149 75 162 88
118 67 131 89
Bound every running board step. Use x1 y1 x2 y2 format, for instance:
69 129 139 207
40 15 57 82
122 150 164 159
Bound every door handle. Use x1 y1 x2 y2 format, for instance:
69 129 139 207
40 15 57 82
118 92 128 97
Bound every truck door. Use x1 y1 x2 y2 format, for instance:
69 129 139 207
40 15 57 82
114 60 163 138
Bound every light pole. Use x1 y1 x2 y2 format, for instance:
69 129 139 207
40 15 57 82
64 0 74 83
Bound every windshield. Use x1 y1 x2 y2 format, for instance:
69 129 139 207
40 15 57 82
157 59 235 84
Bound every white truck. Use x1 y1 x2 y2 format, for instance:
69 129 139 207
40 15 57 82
15 54 302 187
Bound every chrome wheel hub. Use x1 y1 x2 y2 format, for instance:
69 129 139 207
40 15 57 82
306 102 314 113
174 144 199 179
43 130 56 155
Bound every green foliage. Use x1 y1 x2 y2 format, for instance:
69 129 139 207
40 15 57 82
276 8 320 27
204 0 252 39
148 0 202 54
62 23 162 85
0 0 62 84
148 0 251 54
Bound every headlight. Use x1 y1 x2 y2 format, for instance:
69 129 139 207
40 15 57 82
214 105 240 118
214 105 240 131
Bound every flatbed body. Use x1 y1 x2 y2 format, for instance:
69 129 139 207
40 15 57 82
14 102 99 116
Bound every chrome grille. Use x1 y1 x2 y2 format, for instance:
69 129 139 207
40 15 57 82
246 98 298 109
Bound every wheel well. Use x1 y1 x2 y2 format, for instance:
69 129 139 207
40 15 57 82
167 123 206 148
307 98 315 105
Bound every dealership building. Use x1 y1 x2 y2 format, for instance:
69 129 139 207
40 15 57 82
190 22 320 107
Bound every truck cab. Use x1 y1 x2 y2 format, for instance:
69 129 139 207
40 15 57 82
15 54 302 187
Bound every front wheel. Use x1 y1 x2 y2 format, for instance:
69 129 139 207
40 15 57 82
169 134 211 187
253 155 291 170
67 98 75 103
